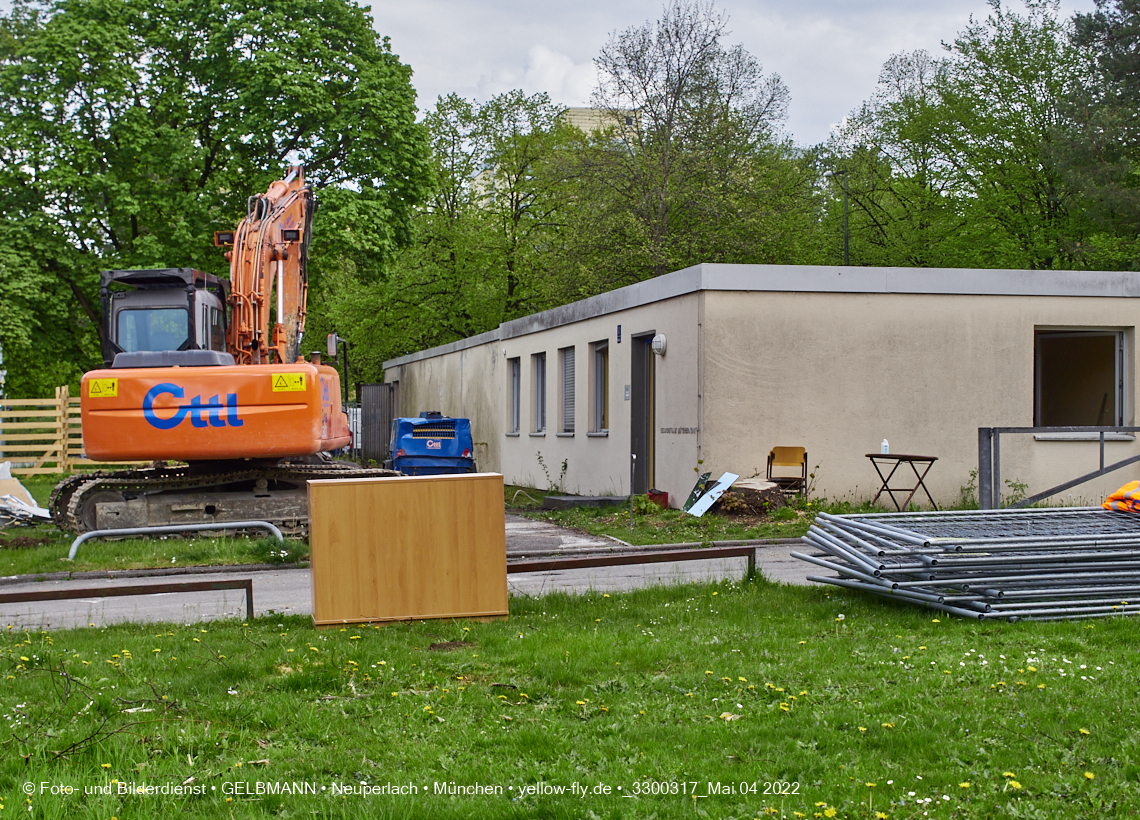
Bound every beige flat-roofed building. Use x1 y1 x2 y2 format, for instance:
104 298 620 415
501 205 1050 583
383 264 1140 508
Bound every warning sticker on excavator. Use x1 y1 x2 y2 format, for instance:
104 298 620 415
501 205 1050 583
271 373 307 392
88 378 118 398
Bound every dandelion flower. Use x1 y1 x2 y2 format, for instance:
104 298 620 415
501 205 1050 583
824 809 837 818
1084 772 1095 780
932 618 940 623
881 722 896 729
1003 772 1015 778
858 726 867 733
1080 728 1090 735
1010 781 1022 790
959 782 970 788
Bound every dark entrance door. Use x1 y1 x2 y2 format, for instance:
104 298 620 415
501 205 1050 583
630 331 655 494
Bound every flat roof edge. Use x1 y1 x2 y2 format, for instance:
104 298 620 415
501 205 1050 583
702 265 1140 298
384 264 1140 368
383 328 502 369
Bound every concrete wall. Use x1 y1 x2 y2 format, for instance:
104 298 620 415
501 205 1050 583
702 290 1140 506
386 340 502 476
384 294 702 503
385 264 1140 509
499 293 700 499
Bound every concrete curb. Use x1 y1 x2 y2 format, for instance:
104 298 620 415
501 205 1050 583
0 562 305 588
0 539 804 587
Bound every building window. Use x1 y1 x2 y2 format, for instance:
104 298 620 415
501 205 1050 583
560 346 576 434
508 357 520 434
591 341 608 432
532 352 546 432
1035 329 1125 426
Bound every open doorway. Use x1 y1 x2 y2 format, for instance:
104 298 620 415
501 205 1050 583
631 331 655 493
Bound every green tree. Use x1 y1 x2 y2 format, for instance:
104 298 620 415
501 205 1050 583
1056 0 1140 268
0 0 428 396
823 51 967 268
318 91 574 380
824 1 1090 271
936 0 1088 269
567 0 821 288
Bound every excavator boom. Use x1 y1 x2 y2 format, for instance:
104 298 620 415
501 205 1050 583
218 167 313 366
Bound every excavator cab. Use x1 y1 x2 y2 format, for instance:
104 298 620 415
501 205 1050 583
100 269 231 368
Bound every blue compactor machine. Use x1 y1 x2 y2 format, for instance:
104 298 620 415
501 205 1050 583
386 412 477 476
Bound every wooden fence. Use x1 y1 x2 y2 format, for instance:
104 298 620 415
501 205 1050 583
0 386 135 476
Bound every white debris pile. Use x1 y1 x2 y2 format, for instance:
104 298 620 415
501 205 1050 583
0 462 51 524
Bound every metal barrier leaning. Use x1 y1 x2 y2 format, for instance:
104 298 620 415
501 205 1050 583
69 520 284 560
978 426 1140 509
0 578 255 622
507 545 757 579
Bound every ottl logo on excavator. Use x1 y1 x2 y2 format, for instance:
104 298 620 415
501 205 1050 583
143 383 245 430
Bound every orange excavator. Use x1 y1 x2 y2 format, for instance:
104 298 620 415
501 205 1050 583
50 168 395 534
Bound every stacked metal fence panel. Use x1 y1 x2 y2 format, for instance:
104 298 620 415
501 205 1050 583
792 508 1140 621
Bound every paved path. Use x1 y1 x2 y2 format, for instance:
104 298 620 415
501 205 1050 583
0 517 815 630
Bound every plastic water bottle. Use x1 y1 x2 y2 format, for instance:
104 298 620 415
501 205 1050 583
881 439 889 455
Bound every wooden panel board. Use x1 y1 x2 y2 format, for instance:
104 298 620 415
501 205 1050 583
308 473 507 626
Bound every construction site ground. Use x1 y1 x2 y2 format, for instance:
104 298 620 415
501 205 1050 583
0 515 814 630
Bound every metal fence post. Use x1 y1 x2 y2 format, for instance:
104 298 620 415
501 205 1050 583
978 427 993 510
992 430 1002 509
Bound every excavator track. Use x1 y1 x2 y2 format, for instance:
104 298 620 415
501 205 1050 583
53 463 400 537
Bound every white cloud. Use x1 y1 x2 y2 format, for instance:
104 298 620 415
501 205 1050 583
372 0 1102 144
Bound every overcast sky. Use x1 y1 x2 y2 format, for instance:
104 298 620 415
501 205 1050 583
370 0 1100 147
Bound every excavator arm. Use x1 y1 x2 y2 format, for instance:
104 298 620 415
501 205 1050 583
216 167 314 365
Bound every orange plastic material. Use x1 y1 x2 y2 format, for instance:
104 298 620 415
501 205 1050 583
1103 481 1140 513
81 363 351 462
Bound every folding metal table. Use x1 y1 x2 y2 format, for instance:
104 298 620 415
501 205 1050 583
866 453 939 511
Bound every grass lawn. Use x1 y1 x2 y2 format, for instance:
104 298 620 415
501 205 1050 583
3 478 863 577
506 483 878 546
1 576 1133 819
2 474 306 577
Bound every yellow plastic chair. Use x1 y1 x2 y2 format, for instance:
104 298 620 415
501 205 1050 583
767 447 807 496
